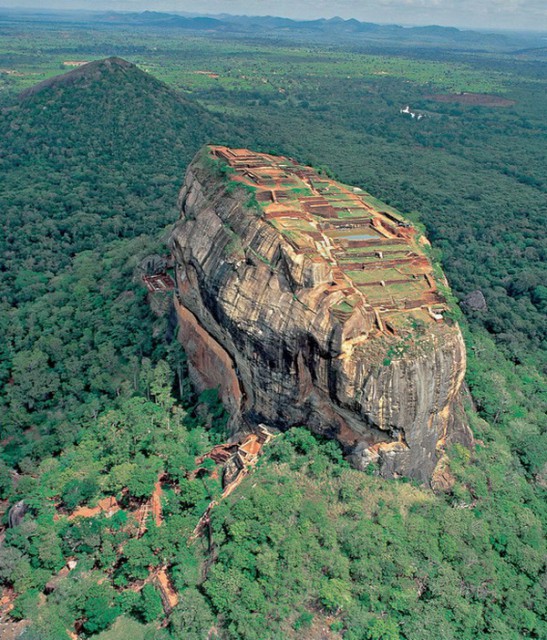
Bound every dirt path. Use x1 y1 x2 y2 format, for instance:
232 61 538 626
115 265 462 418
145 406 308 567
151 480 163 527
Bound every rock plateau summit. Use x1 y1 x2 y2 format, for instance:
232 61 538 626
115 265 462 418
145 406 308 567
169 146 473 484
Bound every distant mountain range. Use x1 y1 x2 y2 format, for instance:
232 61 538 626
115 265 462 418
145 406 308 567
86 12 545 52
95 11 494 38
1 8 544 52
85 11 545 52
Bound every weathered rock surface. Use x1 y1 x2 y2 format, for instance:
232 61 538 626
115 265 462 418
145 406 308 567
8 500 28 529
169 146 473 483
462 290 487 312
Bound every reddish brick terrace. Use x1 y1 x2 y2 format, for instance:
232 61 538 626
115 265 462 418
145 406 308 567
210 146 447 332
143 273 175 293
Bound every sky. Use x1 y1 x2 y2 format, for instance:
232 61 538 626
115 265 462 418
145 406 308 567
2 0 547 31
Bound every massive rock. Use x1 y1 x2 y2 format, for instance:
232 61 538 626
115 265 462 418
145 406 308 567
169 146 473 483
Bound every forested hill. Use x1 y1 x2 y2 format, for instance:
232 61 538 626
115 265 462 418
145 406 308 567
0 57 224 303
0 58 226 463
18 56 137 99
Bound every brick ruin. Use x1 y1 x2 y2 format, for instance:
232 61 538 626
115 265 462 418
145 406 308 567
210 146 448 333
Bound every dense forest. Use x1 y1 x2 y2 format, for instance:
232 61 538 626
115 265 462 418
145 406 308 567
0 14 545 640
0 58 224 461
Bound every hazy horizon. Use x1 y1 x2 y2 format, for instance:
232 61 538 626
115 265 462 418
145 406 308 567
1 1 547 32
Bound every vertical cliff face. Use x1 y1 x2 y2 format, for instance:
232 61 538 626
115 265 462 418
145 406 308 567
169 146 473 484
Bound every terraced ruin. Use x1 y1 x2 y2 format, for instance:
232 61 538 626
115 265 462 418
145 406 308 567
211 146 447 335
